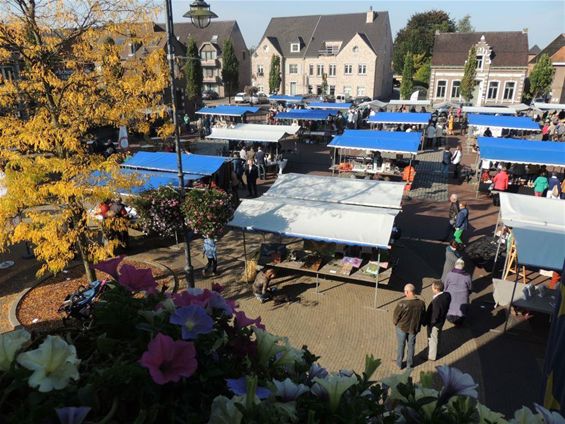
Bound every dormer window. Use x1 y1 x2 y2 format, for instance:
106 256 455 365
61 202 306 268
290 43 300 53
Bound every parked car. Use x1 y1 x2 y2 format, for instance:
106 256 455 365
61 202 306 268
202 90 219 100
250 92 269 104
352 96 372 106
335 94 352 103
234 92 248 103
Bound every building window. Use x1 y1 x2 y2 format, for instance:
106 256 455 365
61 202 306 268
329 85 335 96
503 82 516 100
487 81 499 99
289 82 297 95
202 51 217 61
205 68 214 77
476 55 484 70
257 86 263 93
309 64 314 76
356 86 365 96
290 43 300 53
263 45 268 52
451 81 461 98
358 64 367 75
329 64 336 77
343 86 352 96
316 85 322 95
1 66 15 82
436 80 447 98
308 85 313 94
317 64 324 76
289 64 298 74
344 64 352 75
352 46 359 53
242 51 246 60
257 65 264 77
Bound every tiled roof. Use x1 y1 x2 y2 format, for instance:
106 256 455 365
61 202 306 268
431 31 529 67
530 34 565 63
529 45 541 55
258 11 390 58
161 21 238 54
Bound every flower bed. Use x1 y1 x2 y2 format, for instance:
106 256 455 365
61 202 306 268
2 256 563 423
16 259 173 333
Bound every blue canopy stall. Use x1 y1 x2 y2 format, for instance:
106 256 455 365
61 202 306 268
328 130 421 177
269 95 304 104
196 105 260 118
467 114 541 136
121 151 226 175
367 112 432 126
308 102 352 110
475 137 565 197
274 109 335 121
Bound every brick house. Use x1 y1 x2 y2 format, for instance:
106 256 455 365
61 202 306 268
168 21 250 97
251 9 393 100
429 31 529 106
529 34 565 104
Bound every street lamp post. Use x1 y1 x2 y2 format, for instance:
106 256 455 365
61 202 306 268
163 0 216 288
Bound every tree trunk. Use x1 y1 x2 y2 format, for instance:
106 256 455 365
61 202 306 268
77 234 97 282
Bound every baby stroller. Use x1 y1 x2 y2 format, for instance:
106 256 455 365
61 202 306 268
58 279 108 326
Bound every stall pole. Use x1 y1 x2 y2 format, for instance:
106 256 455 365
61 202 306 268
503 268 520 333
492 211 502 273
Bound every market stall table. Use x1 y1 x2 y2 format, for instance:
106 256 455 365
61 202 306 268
229 174 404 309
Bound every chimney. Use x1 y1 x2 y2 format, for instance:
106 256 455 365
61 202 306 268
522 28 528 33
366 6 375 24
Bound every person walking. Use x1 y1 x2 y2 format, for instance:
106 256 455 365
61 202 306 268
533 171 549 197
447 112 454 136
239 145 247 161
232 153 245 189
245 159 258 198
203 237 218 276
492 167 509 192
547 173 561 199
453 201 469 244
255 146 266 180
451 145 462 179
442 147 451 176
444 258 472 325
425 123 436 149
441 240 462 283
393 283 426 369
424 280 451 361
443 194 459 241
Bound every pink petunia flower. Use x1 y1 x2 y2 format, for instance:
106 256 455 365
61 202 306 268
118 264 158 294
172 289 212 308
139 333 197 385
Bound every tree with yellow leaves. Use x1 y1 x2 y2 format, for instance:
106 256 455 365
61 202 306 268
0 0 170 281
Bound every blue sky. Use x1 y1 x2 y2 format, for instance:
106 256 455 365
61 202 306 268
168 0 564 50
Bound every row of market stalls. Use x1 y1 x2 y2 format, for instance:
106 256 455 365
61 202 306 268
229 173 405 308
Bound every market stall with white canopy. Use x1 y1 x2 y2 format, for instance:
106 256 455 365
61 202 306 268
229 173 404 308
493 193 565 331
206 124 300 143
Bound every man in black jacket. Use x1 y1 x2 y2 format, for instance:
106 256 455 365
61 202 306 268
244 159 258 198
393 284 426 369
424 280 451 361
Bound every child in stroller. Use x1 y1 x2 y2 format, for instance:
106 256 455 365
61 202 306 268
58 279 108 324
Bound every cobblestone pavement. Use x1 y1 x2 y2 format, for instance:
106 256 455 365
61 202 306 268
410 150 449 202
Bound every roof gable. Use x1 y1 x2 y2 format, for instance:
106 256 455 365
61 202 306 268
531 33 565 63
431 31 528 67
258 11 390 58
160 20 237 50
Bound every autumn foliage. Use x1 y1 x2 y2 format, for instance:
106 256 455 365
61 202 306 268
0 1 169 280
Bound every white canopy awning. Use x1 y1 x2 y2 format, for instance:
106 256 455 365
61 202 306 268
533 102 565 110
499 193 565 270
206 124 300 143
463 106 516 114
358 99 388 109
230 197 397 249
265 173 404 210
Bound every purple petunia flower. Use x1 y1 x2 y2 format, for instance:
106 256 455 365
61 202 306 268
308 363 329 381
118 264 158 294
226 377 271 399
170 305 214 340
534 403 565 424
207 291 234 317
94 256 124 281
234 310 265 330
55 407 91 424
